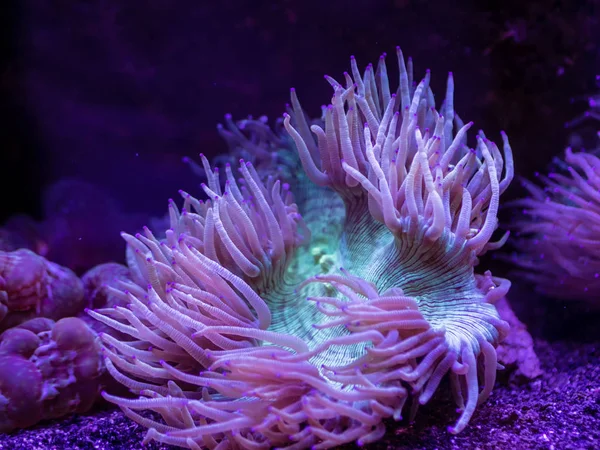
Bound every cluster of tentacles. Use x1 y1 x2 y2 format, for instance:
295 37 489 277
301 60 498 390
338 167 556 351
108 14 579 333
510 142 600 302
509 78 600 304
91 48 514 449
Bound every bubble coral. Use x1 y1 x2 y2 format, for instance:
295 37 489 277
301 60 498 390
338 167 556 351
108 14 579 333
0 316 104 432
78 262 132 338
91 49 514 449
0 249 85 331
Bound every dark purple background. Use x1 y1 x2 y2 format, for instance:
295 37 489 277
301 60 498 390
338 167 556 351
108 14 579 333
1 0 598 223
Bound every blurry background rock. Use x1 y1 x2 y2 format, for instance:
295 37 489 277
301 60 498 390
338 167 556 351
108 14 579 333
0 180 150 276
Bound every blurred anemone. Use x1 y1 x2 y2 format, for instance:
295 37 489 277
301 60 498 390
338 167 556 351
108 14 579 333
565 75 600 129
509 141 600 301
509 78 600 303
91 49 513 449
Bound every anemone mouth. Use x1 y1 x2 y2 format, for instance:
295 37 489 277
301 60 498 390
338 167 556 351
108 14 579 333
91 48 513 449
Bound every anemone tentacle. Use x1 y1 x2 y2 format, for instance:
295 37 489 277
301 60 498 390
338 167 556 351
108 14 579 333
92 48 513 449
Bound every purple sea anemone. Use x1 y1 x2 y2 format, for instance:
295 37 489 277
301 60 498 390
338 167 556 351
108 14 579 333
510 79 600 303
510 141 600 302
90 48 514 449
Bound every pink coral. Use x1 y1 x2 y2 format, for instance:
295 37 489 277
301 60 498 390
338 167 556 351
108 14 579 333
0 317 104 432
0 249 85 331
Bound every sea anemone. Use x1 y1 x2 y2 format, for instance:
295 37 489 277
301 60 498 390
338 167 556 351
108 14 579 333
509 77 600 303
509 140 600 302
90 48 513 449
